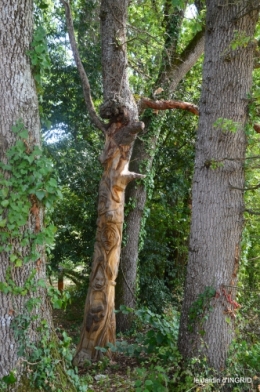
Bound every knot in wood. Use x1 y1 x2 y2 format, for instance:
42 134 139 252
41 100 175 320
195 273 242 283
99 99 130 124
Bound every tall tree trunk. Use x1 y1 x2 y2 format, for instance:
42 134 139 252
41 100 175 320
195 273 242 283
0 3 78 391
0 0 50 379
116 23 205 332
178 0 258 370
73 0 144 365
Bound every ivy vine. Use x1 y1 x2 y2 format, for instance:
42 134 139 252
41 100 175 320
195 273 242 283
188 286 216 334
0 121 61 294
0 123 87 390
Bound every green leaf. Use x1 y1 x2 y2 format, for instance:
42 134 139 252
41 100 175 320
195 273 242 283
171 0 185 8
0 188 9 198
52 298 63 309
19 129 29 139
0 282 10 294
2 371 17 385
1 199 9 207
0 218 7 227
36 190 46 200
39 2 49 9
11 122 24 134
95 346 107 353
37 279 46 288
225 317 231 324
10 254 17 263
15 259 23 267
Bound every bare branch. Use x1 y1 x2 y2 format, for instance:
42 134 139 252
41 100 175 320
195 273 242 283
128 58 152 79
245 155 260 160
139 97 260 134
153 26 205 93
207 155 260 164
126 23 163 45
121 172 146 186
139 97 199 115
229 182 260 191
247 255 260 261
233 0 260 21
168 27 205 92
60 0 106 134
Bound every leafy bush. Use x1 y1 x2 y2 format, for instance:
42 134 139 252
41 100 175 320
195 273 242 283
111 307 181 364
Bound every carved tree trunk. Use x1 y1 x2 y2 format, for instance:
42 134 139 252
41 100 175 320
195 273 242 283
178 0 258 370
73 0 144 364
116 19 205 332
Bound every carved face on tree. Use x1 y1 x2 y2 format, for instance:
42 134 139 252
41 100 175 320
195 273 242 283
92 265 106 290
98 180 123 221
86 291 106 333
100 223 120 253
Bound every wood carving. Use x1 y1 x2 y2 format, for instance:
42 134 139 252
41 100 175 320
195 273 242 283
73 117 144 364
62 0 202 365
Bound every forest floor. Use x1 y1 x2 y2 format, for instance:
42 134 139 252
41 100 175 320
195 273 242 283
51 281 260 392
52 287 141 392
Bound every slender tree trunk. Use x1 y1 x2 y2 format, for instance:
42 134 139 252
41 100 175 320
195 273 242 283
178 0 258 370
115 135 150 329
73 0 144 364
116 24 205 332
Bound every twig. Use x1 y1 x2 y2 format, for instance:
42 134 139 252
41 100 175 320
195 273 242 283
126 23 163 44
229 182 260 191
18 358 41 366
247 255 260 261
245 155 260 160
222 283 260 292
233 1 260 21
128 58 152 79
60 0 106 134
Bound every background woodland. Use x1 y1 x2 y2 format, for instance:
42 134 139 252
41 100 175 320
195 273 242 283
1 0 260 391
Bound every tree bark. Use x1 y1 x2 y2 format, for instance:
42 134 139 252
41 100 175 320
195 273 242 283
0 1 55 389
178 0 258 370
0 0 47 378
116 18 205 332
73 0 145 364
0 4 78 391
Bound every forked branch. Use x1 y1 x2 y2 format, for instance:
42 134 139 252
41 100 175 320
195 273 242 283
60 0 106 134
